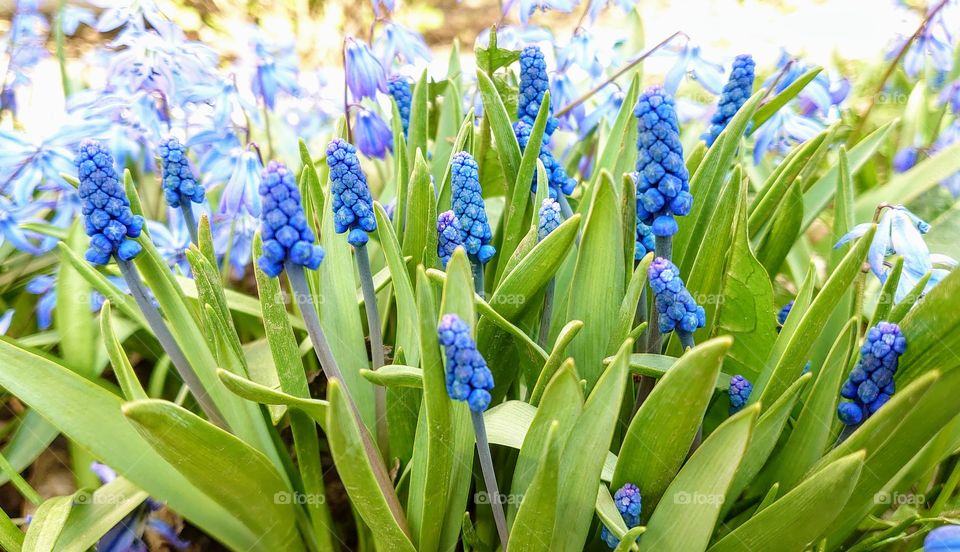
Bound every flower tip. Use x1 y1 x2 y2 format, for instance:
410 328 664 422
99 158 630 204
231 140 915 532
837 402 864 426
347 228 369 247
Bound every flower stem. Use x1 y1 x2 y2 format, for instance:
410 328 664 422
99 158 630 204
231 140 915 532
355 242 389 460
117 259 227 429
180 204 199 246
471 410 509 550
646 236 672 354
285 263 346 384
261 102 275 160
537 279 556 348
470 255 485 298
54 0 70 99
834 423 858 447
678 331 695 351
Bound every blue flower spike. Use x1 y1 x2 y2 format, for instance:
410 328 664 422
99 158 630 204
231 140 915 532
158 137 204 208
158 137 204 244
601 483 642 549
437 210 465 268
635 86 692 237
728 375 753 414
451 151 495 263
513 120 576 197
648 256 706 338
326 138 377 247
925 525 960 552
438 313 509 547
387 75 412 136
538 197 562 241
76 140 145 265
518 45 558 135
703 54 755 146
257 160 325 278
777 300 794 328
837 321 906 427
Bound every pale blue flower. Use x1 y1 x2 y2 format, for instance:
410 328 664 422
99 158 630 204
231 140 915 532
213 211 259 277
932 122 960 196
61 5 96 35
662 42 725 96
248 27 300 109
91 0 167 34
25 274 56 330
345 37 387 100
0 127 89 203
752 108 823 164
503 0 577 24
187 129 244 188
375 22 431 67
354 108 393 159
371 0 396 17
0 310 13 335
558 29 602 79
1 0 49 107
219 148 263 217
147 208 197 274
0 195 46 255
586 0 637 22
836 205 955 302
550 72 582 131
889 4 956 78
580 87 624 136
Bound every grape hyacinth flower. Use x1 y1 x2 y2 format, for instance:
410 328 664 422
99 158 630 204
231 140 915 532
635 219 655 261
256 161 325 278
538 197 562 241
838 322 906 427
78 140 224 427
514 121 576 198
387 75 412 137
600 483 642 548
158 137 204 243
635 86 692 238
703 54 755 146
451 152 496 264
76 140 145 265
438 314 508 547
648 256 705 350
518 45 558 135
344 37 386 101
777 300 794 327
437 210 464 268
326 139 377 247
326 138 387 454
728 375 753 414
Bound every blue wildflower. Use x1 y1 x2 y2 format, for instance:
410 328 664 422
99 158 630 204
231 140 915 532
838 321 906 425
25 275 56 330
518 45 559 135
158 137 204 208
550 72 583 131
600 483 642 549
538 197 562 241
147 208 195 274
388 75 413 137
648 257 706 334
0 196 45 255
514 121 576 197
248 27 300 109
437 210 464 268
703 55 755 146
437 313 494 412
345 37 386 100
837 322 907 425
777 300 794 327
219 148 263 217
890 4 955 78
751 107 823 164
662 42 726 96
893 147 919 173
0 309 13 335
1 0 49 108
213 212 259 277
370 0 395 17
836 205 955 303
728 375 753 414
451 152 496 263
92 0 167 34
354 108 393 159
326 138 377 247
635 86 692 237
256 161 324 277
375 22 431 67
76 140 145 265
925 525 960 552
61 5 96 35
504 0 577 25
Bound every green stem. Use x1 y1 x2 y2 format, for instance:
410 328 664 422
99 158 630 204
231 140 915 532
678 331 695 351
835 424 858 447
471 410 509 550
470 255 485 298
117 259 227 428
180 204 199 246
355 242 389 461
54 0 70 98
262 101 275 160
931 456 960 515
646 235 673 354
286 263 345 384
537 278 556 348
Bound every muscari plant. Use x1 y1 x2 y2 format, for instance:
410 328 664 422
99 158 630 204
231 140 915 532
4 3 960 552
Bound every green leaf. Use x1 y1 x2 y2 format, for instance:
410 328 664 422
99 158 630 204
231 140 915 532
407 70 429 169
55 219 95 374
56 477 149 552
855 140 960 221
708 452 865 552
565 172 625 390
899 267 960 380
326 379 415 552
753 224 875 408
755 181 802 278
622 353 733 389
0 503 23 551
100 302 147 401
758 317 857 492
477 69 522 184
530 321 585 405
748 130 827 236
750 67 823 129
431 80 464 187
510 421 562 552
375 204 419 366
552 338 632 552
642 404 758 552
0 340 255 550
475 33 521 73
57 243 145 328
123 399 304 551
613 337 731 516
361 364 424 388
801 122 894 230
23 494 73 552
402 152 437 271
217 369 328 425
713 178 777 380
